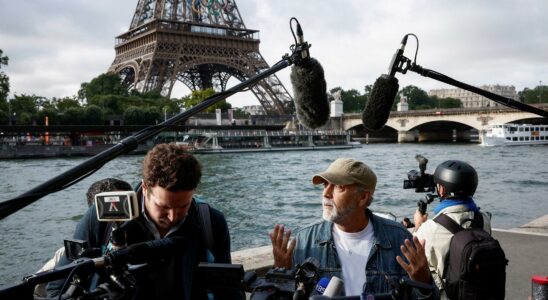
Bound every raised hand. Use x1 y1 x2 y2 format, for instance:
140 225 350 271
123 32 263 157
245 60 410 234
269 224 296 269
396 236 431 284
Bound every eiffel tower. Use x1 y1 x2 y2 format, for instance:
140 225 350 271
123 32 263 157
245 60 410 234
108 0 294 115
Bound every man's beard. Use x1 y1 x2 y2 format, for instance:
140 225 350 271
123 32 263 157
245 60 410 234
322 197 357 223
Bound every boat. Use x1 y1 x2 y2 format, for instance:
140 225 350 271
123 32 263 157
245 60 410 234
480 123 548 146
167 129 362 153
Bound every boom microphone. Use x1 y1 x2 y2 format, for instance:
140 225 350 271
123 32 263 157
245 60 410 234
291 58 330 129
289 18 330 129
107 237 187 266
362 35 408 131
361 75 399 131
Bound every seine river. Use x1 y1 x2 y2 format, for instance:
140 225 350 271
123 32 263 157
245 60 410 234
0 143 547 284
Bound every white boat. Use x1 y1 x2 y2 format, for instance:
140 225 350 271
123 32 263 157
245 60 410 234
480 123 548 146
169 129 362 153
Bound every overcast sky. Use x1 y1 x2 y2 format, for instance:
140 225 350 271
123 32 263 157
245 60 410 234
1 0 547 107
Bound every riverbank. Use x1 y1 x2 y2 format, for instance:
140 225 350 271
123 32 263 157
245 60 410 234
0 144 151 159
232 214 548 299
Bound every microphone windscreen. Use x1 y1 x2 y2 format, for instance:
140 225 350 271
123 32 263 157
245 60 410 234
290 57 330 129
362 75 399 131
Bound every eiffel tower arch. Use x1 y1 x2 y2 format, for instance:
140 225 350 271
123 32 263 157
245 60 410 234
108 0 294 115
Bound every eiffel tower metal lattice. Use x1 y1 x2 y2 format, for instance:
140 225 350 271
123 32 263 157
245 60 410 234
108 0 294 115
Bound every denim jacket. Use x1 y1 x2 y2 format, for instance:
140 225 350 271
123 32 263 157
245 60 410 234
293 209 437 298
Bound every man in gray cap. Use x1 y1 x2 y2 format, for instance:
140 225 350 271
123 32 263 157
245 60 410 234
270 158 434 297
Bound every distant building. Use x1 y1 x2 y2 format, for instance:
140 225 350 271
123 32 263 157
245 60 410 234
428 85 519 108
240 105 266 115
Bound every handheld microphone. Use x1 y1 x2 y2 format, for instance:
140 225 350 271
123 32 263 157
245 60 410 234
323 276 344 297
362 36 409 131
289 18 330 129
312 277 330 295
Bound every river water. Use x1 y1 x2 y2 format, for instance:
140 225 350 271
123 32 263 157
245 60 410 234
0 143 547 285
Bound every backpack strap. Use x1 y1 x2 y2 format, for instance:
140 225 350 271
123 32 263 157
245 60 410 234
197 201 215 251
433 213 463 234
471 211 484 229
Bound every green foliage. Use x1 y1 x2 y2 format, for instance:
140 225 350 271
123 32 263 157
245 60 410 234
11 94 38 116
80 73 128 102
18 112 32 125
83 105 105 125
0 110 8 124
123 106 145 125
440 97 463 108
519 86 548 104
143 107 161 125
0 49 9 102
62 107 85 125
36 108 60 125
329 86 371 113
55 97 81 112
399 85 435 110
180 88 231 113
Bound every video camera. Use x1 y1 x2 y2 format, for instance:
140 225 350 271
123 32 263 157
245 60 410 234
243 257 320 300
64 191 138 260
403 155 438 215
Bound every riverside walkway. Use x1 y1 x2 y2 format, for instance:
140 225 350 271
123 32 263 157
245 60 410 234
233 214 548 299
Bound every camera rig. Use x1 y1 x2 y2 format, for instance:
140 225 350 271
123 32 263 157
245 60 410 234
403 155 439 215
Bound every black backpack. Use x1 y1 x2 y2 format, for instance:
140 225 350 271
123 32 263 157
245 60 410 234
434 212 508 300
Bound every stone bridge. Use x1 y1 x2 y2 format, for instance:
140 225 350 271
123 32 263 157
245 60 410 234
341 104 548 142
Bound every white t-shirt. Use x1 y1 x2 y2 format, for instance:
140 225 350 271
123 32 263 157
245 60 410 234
333 222 374 296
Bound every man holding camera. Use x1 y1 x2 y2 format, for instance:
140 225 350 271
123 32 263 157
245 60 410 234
48 144 233 300
412 160 493 299
270 158 435 298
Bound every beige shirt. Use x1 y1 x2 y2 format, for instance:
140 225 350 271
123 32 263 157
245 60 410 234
414 204 491 299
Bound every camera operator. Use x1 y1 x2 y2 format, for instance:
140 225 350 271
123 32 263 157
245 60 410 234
270 158 436 298
34 178 132 298
47 144 235 300
412 160 492 299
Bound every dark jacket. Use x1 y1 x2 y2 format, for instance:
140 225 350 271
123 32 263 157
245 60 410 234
47 198 232 300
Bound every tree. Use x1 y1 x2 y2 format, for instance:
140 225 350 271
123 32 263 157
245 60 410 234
80 73 128 103
439 97 463 109
0 110 8 125
143 107 161 125
180 88 231 113
83 105 105 125
62 107 85 125
520 86 548 104
123 106 145 125
10 94 38 117
329 86 369 113
55 97 81 112
36 108 60 125
0 49 9 103
399 85 435 110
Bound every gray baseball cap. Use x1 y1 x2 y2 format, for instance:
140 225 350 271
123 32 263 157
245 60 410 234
312 158 377 190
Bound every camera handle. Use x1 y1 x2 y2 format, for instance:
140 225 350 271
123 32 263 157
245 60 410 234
417 193 438 215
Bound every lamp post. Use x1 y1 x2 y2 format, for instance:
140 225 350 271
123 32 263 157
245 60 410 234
7 99 11 125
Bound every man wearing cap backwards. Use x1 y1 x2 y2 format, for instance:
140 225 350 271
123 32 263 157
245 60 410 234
270 158 435 297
